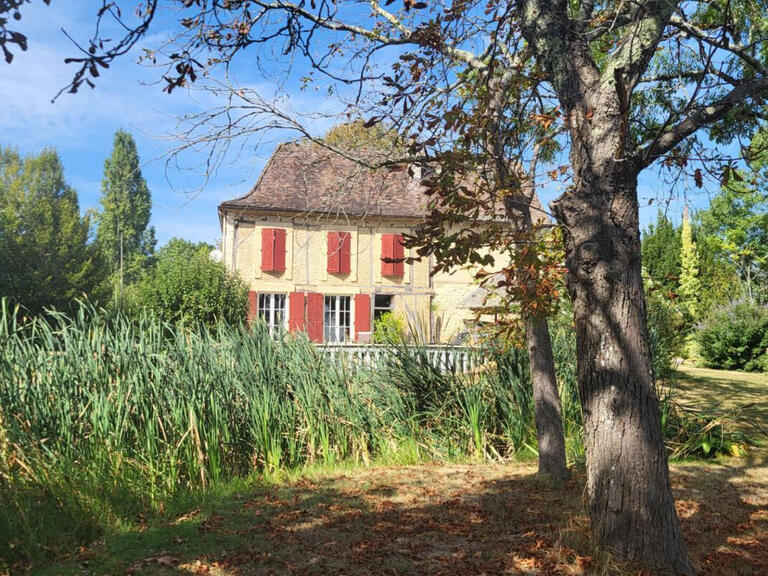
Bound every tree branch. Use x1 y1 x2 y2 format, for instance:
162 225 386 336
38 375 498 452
638 75 768 166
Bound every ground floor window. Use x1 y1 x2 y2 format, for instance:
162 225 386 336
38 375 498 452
324 295 351 342
258 293 287 335
374 294 394 323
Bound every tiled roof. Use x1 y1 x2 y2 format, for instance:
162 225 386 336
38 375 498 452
219 140 550 222
219 141 428 219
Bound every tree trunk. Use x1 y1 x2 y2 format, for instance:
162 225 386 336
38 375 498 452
525 313 568 479
503 192 569 479
552 164 694 573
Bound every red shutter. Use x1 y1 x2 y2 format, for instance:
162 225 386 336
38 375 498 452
261 228 274 271
247 291 257 324
289 292 305 332
327 232 340 274
392 234 405 278
339 232 351 274
273 228 286 272
381 234 394 276
306 292 324 342
354 294 371 340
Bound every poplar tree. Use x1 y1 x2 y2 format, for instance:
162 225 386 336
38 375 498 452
96 130 155 302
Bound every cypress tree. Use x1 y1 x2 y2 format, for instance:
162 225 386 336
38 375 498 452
679 205 701 321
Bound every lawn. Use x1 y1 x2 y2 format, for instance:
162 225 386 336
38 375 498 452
26 367 768 576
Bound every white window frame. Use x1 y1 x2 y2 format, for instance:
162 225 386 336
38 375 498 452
258 293 287 335
324 295 351 343
373 294 394 323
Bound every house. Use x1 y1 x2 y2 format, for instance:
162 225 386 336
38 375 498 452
218 139 531 343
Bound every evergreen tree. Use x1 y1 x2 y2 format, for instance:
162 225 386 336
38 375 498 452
679 206 701 321
641 210 682 296
0 146 107 313
96 130 155 301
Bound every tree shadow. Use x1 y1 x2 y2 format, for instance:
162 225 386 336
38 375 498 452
48 456 767 575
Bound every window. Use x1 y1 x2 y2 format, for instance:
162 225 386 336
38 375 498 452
381 234 404 277
374 294 393 323
324 295 351 342
261 228 286 272
327 231 351 274
258 293 287 335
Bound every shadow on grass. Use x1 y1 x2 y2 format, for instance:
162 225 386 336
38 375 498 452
32 455 768 576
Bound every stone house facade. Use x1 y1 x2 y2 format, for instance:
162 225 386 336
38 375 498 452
218 140 525 343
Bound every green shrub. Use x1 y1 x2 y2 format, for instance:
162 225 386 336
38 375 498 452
697 301 768 371
137 238 248 326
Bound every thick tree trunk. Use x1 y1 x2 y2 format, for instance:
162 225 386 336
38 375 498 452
552 164 694 573
525 313 568 479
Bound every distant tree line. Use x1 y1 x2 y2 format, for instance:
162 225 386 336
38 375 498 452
642 132 768 371
0 131 247 325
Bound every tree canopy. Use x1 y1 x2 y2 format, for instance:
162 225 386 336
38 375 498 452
0 146 106 314
138 238 248 326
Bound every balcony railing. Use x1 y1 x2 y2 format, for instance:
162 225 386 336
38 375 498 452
319 343 483 372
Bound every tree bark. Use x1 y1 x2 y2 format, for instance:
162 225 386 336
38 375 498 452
525 312 568 479
552 163 694 573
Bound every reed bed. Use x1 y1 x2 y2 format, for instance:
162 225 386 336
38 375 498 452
0 300 744 565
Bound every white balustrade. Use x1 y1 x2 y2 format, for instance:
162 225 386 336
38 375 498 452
318 343 482 373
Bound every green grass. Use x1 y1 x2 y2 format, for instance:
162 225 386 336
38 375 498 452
672 363 768 445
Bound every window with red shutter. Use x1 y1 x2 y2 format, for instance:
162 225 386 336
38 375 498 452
262 228 287 272
306 293 324 342
327 231 351 274
338 232 351 274
261 228 274 271
273 228 286 272
288 292 305 332
247 291 257 324
381 234 394 276
381 234 404 278
392 234 405 277
327 232 340 273
354 294 371 340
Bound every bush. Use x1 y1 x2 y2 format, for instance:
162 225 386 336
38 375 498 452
138 238 249 326
643 272 687 378
697 301 768 371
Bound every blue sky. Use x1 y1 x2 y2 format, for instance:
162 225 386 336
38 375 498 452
1 1 719 246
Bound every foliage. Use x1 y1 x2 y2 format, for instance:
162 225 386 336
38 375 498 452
642 210 682 296
644 272 687 379
697 301 768 372
659 391 750 460
698 170 768 304
137 238 248 326
96 130 156 298
323 121 405 154
0 146 107 314
372 311 406 343
694 228 744 317
679 207 702 321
